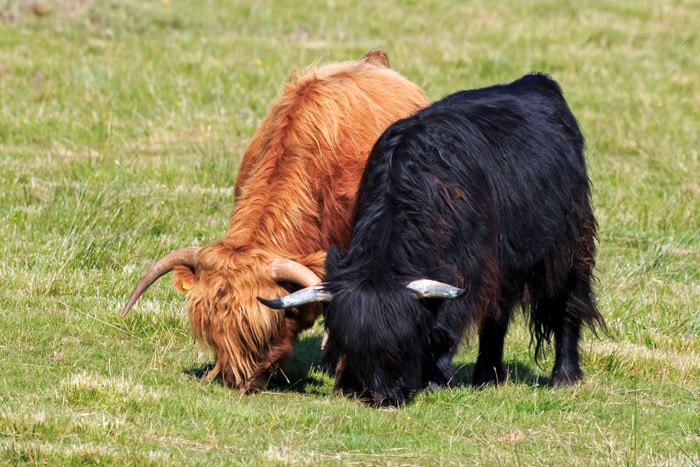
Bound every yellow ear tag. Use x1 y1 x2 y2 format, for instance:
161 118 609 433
182 280 191 291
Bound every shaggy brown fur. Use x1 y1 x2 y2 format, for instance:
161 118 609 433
166 51 428 390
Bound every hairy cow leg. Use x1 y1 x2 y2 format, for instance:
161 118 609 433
423 346 455 391
550 270 596 387
551 312 583 387
551 220 600 387
473 310 510 386
529 289 584 387
321 350 338 375
423 303 466 390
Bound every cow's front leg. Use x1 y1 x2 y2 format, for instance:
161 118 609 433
473 310 510 385
424 351 454 391
423 323 459 390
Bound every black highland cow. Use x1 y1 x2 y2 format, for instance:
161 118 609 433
259 73 606 406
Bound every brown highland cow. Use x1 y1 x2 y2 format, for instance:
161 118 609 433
122 51 429 391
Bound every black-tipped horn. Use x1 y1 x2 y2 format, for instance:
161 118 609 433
257 284 332 310
405 279 469 300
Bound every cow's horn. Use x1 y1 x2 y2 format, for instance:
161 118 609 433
406 279 469 300
269 258 330 350
270 258 322 287
257 284 332 310
121 247 201 318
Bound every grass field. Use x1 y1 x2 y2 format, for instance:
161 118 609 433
1 0 698 464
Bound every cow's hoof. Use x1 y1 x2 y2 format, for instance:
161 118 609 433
472 363 505 386
551 366 583 388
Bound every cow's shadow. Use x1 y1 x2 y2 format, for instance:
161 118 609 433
265 333 330 395
182 332 330 394
449 360 550 388
184 333 551 394
183 363 217 382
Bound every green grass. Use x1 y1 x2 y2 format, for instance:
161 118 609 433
1 0 698 464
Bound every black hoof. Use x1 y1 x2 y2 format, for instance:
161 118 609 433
472 363 505 386
551 366 583 388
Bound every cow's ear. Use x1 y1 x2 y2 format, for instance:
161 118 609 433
361 50 390 68
173 265 195 293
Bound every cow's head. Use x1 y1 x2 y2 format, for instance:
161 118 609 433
123 246 325 391
257 258 468 406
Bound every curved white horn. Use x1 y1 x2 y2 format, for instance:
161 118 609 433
406 279 468 300
257 284 332 310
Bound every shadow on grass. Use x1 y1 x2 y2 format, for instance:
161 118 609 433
181 332 329 394
451 360 551 388
183 333 553 395
266 333 330 395
183 363 217 382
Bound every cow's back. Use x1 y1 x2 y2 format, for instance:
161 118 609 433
350 73 589 277
228 55 429 254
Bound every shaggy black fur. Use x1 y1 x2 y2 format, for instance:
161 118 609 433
322 73 606 406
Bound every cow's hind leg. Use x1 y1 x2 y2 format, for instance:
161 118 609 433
535 256 599 388
551 316 583 387
552 217 602 387
529 284 586 387
529 280 586 388
550 266 601 387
